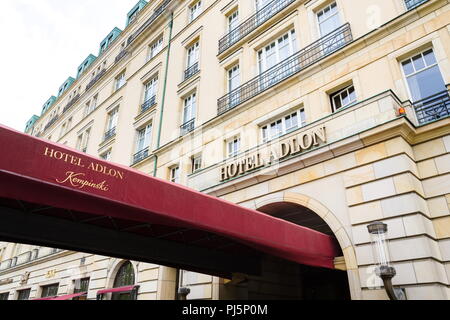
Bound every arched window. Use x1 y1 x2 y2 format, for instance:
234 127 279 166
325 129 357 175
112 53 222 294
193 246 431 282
112 261 136 300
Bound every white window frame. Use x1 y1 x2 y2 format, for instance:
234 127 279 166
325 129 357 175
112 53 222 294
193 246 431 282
228 64 240 93
189 1 202 22
148 37 163 60
136 123 153 153
115 72 126 91
183 93 197 124
227 137 241 158
316 2 341 37
192 155 202 173
170 166 180 183
400 48 445 102
100 150 112 161
261 109 307 143
330 85 357 112
107 108 119 131
186 42 200 69
144 78 158 103
258 30 297 74
228 10 239 32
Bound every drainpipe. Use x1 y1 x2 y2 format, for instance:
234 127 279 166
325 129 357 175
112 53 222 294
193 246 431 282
153 12 174 177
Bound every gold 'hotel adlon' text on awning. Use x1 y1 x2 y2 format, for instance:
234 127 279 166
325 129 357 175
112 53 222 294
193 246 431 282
221 126 327 181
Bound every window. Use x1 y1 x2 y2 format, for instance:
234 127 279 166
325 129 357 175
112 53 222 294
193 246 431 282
17 289 31 301
182 93 197 131
258 30 298 74
60 123 67 138
192 155 202 173
186 42 200 69
107 108 119 132
115 72 126 91
136 124 153 153
41 284 59 298
189 1 202 22
85 95 97 116
100 150 112 161
112 262 135 300
227 137 241 158
73 278 90 301
144 78 158 103
170 166 180 183
0 292 9 300
67 117 73 132
262 109 306 142
228 10 239 32
128 8 139 24
77 128 91 152
228 65 240 93
401 48 446 102
256 0 272 11
330 85 357 112
317 2 341 37
405 0 428 10
149 37 163 60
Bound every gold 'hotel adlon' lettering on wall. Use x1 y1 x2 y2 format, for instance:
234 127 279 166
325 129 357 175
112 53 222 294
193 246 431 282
43 147 125 192
221 126 327 181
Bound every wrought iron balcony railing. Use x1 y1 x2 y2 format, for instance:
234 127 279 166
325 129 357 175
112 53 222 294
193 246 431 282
141 96 157 114
180 119 195 136
218 23 353 115
86 69 106 91
184 62 199 82
218 0 296 54
133 147 150 165
405 0 429 10
412 90 450 125
104 127 117 142
127 0 173 46
44 115 59 131
63 94 81 113
115 50 129 64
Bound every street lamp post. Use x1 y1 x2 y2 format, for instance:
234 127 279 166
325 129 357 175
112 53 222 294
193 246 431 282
367 222 407 300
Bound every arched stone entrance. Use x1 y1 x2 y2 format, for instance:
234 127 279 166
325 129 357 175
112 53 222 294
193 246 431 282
251 192 361 300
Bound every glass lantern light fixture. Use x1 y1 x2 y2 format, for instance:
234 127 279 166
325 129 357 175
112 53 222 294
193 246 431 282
367 221 407 300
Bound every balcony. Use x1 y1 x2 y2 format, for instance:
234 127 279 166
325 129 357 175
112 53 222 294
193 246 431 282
44 115 59 131
133 147 150 165
141 96 157 114
127 0 173 46
405 0 429 10
411 90 450 125
86 69 106 91
183 62 200 82
218 23 353 115
104 127 117 142
115 50 129 64
180 119 195 136
63 94 80 113
218 0 296 54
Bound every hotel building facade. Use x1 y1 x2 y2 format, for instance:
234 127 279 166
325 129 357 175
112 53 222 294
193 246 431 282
1 0 450 300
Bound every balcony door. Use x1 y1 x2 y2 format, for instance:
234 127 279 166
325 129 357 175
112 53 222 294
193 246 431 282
401 48 448 123
258 30 298 89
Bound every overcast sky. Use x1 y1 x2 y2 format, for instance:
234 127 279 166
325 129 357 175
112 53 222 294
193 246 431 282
0 0 139 131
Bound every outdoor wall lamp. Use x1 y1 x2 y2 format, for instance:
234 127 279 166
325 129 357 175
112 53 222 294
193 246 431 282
367 222 407 300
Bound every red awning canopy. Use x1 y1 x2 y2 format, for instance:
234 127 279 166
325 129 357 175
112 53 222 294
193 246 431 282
97 286 137 295
0 124 341 274
52 292 87 300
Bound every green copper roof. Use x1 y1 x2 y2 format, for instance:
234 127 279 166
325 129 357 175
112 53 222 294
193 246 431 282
25 115 40 133
126 0 148 26
77 54 97 78
57 77 75 97
99 27 122 56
